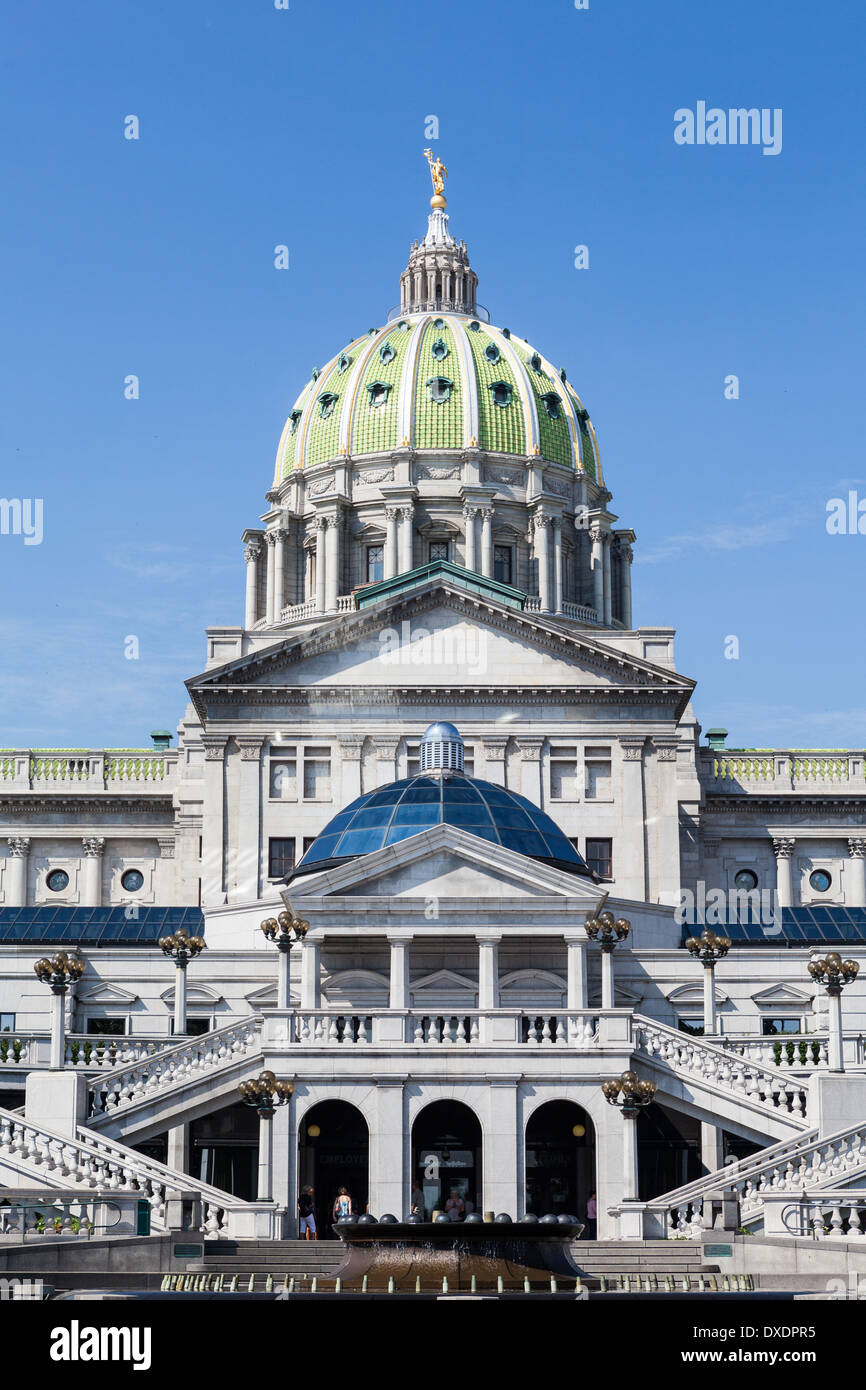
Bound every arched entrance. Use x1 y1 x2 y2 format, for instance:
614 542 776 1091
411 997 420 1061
297 1101 369 1237
411 1100 482 1220
524 1101 595 1224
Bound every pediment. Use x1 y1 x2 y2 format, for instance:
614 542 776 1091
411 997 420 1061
412 968 477 995
244 983 299 1008
588 982 643 1007
283 823 607 906
159 983 223 1006
187 576 694 718
750 984 814 1006
667 982 729 1005
324 969 389 1003
78 983 139 1005
500 969 567 1001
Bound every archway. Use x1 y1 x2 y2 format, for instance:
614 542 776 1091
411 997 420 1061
411 1100 482 1220
524 1101 596 1224
298 1100 369 1238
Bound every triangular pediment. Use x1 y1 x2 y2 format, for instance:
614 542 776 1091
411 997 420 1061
78 983 139 1005
187 575 694 720
751 984 814 1006
282 823 607 906
412 968 477 996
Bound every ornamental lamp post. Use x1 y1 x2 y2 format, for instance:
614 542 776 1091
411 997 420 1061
260 911 310 1010
159 928 205 1036
238 1071 295 1201
33 952 85 1069
808 952 859 1072
684 929 731 1036
585 911 631 1010
602 1069 657 1202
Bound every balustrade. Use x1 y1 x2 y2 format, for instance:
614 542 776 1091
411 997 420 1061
88 1017 262 1117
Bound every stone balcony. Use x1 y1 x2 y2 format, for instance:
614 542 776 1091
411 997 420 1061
698 749 866 795
0 750 179 793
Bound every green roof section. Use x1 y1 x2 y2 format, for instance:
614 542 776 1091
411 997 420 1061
513 342 572 467
354 558 527 612
413 319 465 449
277 379 314 480
352 325 405 456
465 324 526 455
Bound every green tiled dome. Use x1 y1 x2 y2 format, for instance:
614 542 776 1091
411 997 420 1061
273 313 601 486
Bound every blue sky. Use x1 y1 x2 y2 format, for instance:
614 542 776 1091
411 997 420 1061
1 0 864 749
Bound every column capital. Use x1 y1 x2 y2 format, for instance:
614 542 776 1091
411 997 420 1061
201 736 229 762
621 738 645 762
157 837 176 860
474 932 502 945
237 737 264 762
772 837 796 860
244 540 262 563
653 738 679 762
338 736 365 760
516 737 544 760
481 737 508 759
264 529 278 547
386 932 414 945
7 836 31 857
848 838 866 859
82 836 105 858
373 737 400 757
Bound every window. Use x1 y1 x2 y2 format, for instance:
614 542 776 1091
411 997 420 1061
289 409 302 435
46 869 69 893
121 869 144 893
493 545 513 585
549 745 578 800
268 837 296 879
529 352 543 373
269 748 297 800
0 1015 15 1034
366 545 384 583
488 381 513 408
585 837 613 879
337 352 352 374
809 869 832 893
426 376 453 403
585 746 612 800
678 1018 704 1037
734 868 759 891
429 541 449 563
762 1018 803 1037
379 342 396 365
469 321 480 332
172 1017 211 1036
366 381 391 407
539 392 561 419
303 747 331 800
317 392 338 419
431 337 449 361
484 343 500 364
86 1018 126 1036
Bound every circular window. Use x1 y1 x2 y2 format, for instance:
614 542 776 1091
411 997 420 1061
809 869 832 893
46 869 69 893
121 869 144 893
734 869 758 891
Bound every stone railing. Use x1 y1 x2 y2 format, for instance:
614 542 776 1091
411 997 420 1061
632 1015 809 1121
761 1189 866 1240
0 749 178 791
698 748 865 793
0 1190 125 1240
279 594 356 625
720 1034 831 1071
0 1035 173 1071
288 1009 600 1049
523 597 600 624
87 1016 262 1118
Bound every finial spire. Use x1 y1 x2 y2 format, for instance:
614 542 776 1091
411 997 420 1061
423 148 448 209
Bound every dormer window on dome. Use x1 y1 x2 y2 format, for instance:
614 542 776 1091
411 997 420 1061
317 391 339 419
484 343 501 364
426 376 454 403
530 352 543 373
469 320 480 332
540 392 561 419
379 342 397 364
288 409 302 435
366 380 392 408
431 337 449 361
337 353 352 374
488 381 513 408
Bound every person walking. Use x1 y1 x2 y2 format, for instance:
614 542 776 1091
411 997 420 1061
332 1186 353 1221
298 1185 317 1240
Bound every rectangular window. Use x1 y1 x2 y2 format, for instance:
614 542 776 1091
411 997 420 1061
0 1014 15 1033
303 746 331 800
366 545 384 583
86 1018 126 1036
585 837 613 879
549 745 578 800
493 544 513 586
429 541 449 563
678 1018 705 1037
268 837 296 879
761 1018 803 1037
269 747 297 800
172 1017 211 1037
584 745 612 800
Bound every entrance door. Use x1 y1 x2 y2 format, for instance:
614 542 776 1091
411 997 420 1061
298 1101 369 1237
411 1100 482 1220
525 1100 595 1221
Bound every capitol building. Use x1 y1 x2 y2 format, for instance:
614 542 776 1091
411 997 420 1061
2 161 866 1264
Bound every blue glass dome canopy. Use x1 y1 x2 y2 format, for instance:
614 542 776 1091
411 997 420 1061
289 772 595 881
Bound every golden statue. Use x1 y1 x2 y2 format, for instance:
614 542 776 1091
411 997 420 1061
423 148 448 208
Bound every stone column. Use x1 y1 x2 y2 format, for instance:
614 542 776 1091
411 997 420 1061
235 738 264 903
621 1112 640 1201
167 1125 189 1174
276 945 292 1011
388 936 411 1010
589 523 605 621
325 508 340 612
463 504 478 572
201 737 228 907
314 516 327 613
552 515 563 612
773 838 795 909
700 1122 724 1173
827 987 844 1073
477 935 500 1010
480 738 508 787
651 738 681 906
374 738 399 787
534 513 552 611
172 960 188 1036
265 530 277 624
257 1112 274 1202
616 539 633 627
50 989 67 1071
300 938 321 1009
484 1078 520 1217
600 946 615 1010
564 932 588 1009
602 534 612 625
384 507 400 580
370 1078 406 1219
244 538 262 629
516 737 544 806
399 504 414 573
480 507 494 578
620 739 647 901
338 737 364 804
847 839 866 907
703 963 717 1036
272 1099 292 1224
273 528 287 618
5 837 30 907
81 838 105 908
